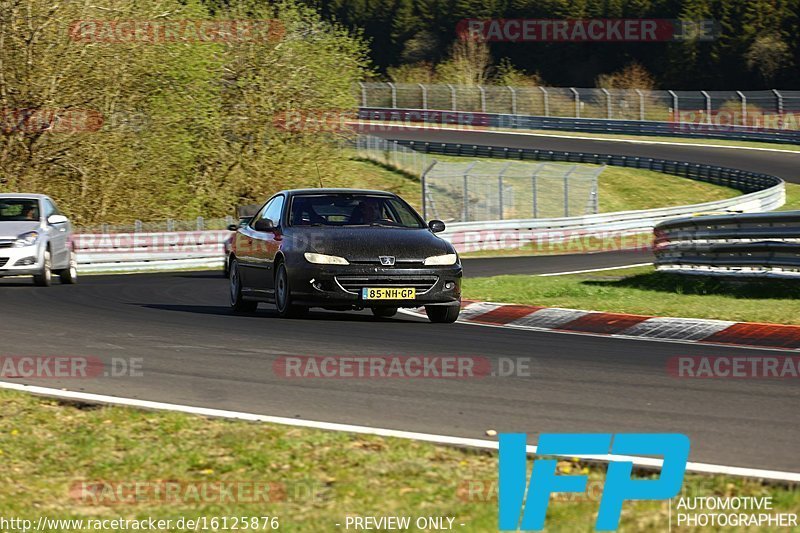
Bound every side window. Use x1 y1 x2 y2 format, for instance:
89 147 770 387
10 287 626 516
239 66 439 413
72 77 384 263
250 199 274 229
42 200 55 219
264 195 285 227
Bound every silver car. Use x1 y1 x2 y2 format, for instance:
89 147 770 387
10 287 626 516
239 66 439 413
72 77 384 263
0 194 77 286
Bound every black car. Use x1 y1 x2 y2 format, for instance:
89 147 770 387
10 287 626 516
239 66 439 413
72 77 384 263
228 189 462 323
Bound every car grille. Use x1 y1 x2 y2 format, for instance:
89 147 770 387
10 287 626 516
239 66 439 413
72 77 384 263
335 275 439 295
0 258 8 268
0 242 13 249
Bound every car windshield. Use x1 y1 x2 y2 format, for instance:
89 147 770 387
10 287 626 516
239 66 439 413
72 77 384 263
0 199 39 222
289 194 424 228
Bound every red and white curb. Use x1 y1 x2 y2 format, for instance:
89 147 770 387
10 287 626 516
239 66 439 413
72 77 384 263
405 301 800 351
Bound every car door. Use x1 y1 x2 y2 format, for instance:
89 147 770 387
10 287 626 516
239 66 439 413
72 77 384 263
256 194 285 295
234 199 271 290
43 199 69 269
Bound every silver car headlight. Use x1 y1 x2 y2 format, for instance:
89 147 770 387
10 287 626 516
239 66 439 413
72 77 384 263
423 253 458 266
304 252 349 265
13 231 39 248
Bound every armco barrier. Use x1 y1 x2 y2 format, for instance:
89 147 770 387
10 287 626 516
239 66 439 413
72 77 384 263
73 231 228 272
359 108 800 145
653 211 800 278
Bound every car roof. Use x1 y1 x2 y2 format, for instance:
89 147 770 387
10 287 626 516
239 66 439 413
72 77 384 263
0 193 50 201
282 188 396 197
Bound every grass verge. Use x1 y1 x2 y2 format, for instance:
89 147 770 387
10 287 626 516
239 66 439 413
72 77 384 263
464 265 800 325
0 389 797 532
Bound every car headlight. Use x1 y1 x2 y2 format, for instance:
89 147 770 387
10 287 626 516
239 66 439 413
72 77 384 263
423 253 458 266
304 252 349 265
13 231 39 248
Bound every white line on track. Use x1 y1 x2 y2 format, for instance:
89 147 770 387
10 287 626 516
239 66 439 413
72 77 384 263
1 380 797 482
538 262 652 276
356 122 800 155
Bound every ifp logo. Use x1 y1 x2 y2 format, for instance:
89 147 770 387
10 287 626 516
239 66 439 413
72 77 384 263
499 433 690 531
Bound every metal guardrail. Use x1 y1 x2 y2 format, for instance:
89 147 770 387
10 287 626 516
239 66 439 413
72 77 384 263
73 231 228 273
359 107 800 145
653 211 800 278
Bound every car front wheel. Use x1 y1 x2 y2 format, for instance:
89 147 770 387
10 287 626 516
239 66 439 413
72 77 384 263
275 263 307 318
33 250 52 287
425 304 460 324
230 259 257 313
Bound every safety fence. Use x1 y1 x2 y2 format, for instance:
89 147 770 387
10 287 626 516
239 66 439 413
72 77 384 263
358 106 800 144
654 212 800 278
356 134 602 221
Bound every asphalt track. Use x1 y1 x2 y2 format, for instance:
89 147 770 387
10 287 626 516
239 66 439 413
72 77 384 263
2 130 798 475
1 270 798 473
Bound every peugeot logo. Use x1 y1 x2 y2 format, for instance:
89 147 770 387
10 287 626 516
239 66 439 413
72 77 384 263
379 256 395 266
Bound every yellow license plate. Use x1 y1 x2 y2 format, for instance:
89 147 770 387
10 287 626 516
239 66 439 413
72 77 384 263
361 287 416 300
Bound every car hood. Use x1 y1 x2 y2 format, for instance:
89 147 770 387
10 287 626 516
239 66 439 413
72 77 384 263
0 221 41 240
298 226 453 261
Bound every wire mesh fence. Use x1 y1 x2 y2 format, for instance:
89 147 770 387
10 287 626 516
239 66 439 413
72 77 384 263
422 160 601 223
360 83 800 128
355 135 602 222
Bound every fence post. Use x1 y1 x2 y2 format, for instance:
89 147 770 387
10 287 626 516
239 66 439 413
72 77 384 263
447 84 457 111
563 166 576 217
540 87 549 117
498 162 512 220
701 90 711 124
197 216 204 231
773 89 784 115
388 82 397 109
571 87 580 118
462 162 477 222
359 81 367 108
601 88 612 118
421 160 437 221
737 91 747 126
531 165 544 218
635 89 645 120
419 83 427 110
478 85 487 113
508 86 517 115
167 219 174 232
134 220 142 233
668 90 678 120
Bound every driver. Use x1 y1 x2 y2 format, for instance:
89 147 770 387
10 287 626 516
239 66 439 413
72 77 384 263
22 205 38 220
353 198 391 224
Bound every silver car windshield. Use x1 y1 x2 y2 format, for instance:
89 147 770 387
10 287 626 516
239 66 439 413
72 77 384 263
0 199 39 222
289 194 424 228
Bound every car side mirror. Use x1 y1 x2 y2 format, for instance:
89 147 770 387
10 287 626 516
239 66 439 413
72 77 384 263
47 214 68 225
254 218 276 232
227 224 239 231
428 220 446 233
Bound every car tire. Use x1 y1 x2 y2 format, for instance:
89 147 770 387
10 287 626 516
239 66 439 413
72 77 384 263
230 258 257 313
425 304 460 324
371 307 398 318
33 250 52 287
59 251 78 285
275 262 307 318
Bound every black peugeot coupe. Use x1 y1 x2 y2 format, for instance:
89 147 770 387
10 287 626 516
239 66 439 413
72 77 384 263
227 189 462 323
